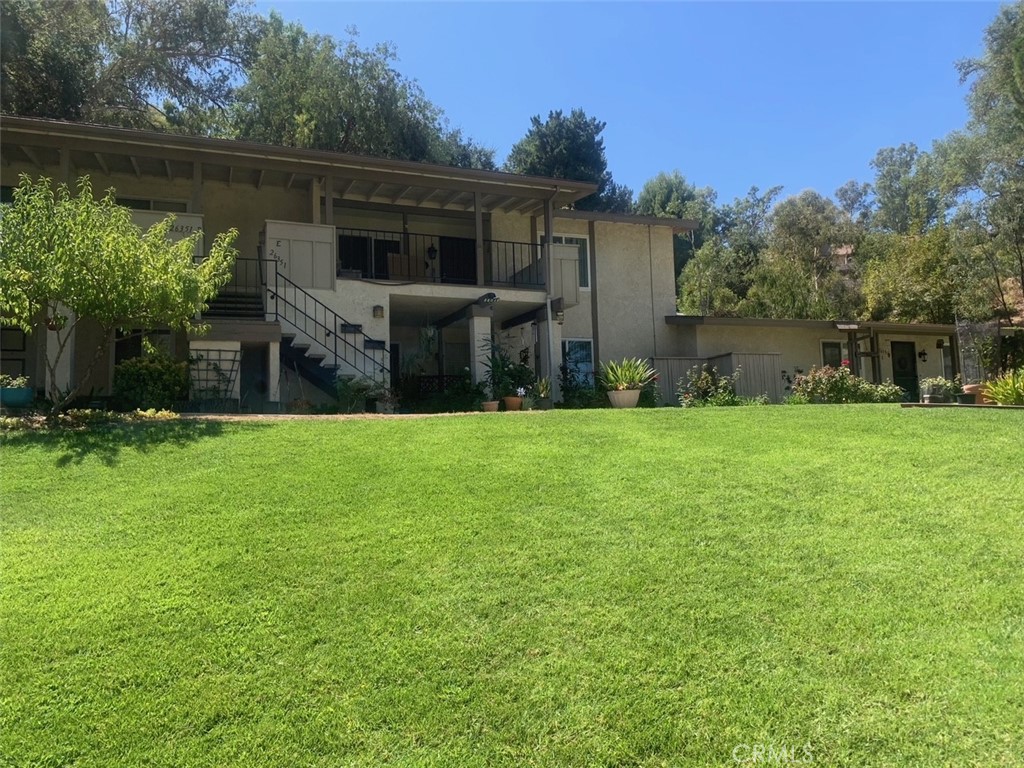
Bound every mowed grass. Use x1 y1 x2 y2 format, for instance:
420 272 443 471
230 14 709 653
1 407 1023 767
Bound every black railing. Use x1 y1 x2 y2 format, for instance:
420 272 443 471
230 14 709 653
487 239 543 288
338 228 544 289
266 262 389 384
221 256 264 296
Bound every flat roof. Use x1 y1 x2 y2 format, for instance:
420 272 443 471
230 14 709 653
665 315 957 334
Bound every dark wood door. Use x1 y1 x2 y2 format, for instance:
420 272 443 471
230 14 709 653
891 341 919 401
439 236 476 285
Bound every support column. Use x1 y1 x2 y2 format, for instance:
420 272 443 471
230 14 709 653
45 307 75 399
268 341 281 404
537 315 563 401
467 307 492 389
474 191 485 286
191 161 203 214
542 195 556 401
324 176 334 225
846 331 859 377
949 333 960 380
310 178 321 224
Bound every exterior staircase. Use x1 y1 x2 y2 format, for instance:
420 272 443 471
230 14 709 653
206 257 390 399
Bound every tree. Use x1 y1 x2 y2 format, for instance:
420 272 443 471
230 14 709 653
0 0 263 131
861 228 961 323
946 1 1024 325
869 143 950 234
835 180 873 226
636 171 719 277
677 237 740 316
505 109 632 213
0 176 238 414
230 14 494 167
0 0 106 121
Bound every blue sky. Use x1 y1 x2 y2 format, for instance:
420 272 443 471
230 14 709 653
254 1 1000 205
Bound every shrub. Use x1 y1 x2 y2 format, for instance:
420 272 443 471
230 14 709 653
0 374 30 388
112 353 189 410
920 376 960 400
984 368 1024 405
791 365 903 404
677 364 746 407
336 376 375 413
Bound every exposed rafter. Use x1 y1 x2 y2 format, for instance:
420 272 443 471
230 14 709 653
20 145 43 170
93 152 109 176
392 185 413 204
365 181 385 201
129 155 141 178
227 166 234 187
337 178 356 198
164 159 173 181
255 169 265 190
439 189 464 209
285 172 295 190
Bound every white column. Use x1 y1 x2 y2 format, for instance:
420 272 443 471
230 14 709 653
268 341 281 404
537 316 562 401
468 310 492 389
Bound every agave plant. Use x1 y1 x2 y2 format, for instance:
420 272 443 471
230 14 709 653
984 367 1024 405
599 357 657 391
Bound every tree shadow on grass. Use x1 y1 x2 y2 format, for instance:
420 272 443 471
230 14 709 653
1 419 268 467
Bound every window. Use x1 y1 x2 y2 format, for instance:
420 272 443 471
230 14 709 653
116 197 188 213
1 186 13 205
114 329 172 366
821 341 848 368
561 339 594 387
543 234 590 289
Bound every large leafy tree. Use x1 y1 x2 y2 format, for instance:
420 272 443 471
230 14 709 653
636 171 720 278
0 0 263 131
0 176 238 413
505 109 632 213
230 14 494 168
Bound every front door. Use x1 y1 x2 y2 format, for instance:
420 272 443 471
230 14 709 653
891 341 919 401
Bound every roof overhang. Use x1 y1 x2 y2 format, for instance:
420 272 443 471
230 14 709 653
554 208 698 232
665 315 957 334
0 116 597 215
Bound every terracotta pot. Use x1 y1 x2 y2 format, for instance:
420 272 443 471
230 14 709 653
502 396 523 411
481 400 499 412
607 389 641 408
962 383 987 405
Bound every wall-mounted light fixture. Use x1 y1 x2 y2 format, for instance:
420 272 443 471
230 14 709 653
427 244 438 261
555 310 565 324
918 349 928 363
477 292 499 305
372 305 384 319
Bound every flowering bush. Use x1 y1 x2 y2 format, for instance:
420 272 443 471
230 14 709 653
791 365 903 404
677 364 745 407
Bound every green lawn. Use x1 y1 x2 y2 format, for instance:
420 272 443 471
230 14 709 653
2 407 1022 767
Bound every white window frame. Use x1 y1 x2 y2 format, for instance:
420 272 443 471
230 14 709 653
820 339 849 368
540 233 590 290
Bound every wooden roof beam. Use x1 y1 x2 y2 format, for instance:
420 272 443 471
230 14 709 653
285 172 295 189
164 159 173 181
20 145 44 170
337 178 356 198
255 169 265 190
365 181 385 201
129 155 141 178
392 185 413 204
93 152 109 176
439 189 464 209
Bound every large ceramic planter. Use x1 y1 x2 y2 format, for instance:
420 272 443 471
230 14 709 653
607 389 641 408
537 397 553 411
481 400 499 412
962 383 985 405
0 387 33 408
502 396 523 411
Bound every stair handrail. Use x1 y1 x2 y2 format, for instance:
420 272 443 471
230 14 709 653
264 259 390 383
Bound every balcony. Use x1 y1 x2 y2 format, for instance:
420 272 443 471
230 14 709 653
337 228 544 290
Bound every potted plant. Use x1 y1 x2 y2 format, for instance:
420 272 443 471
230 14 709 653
920 376 958 404
0 374 33 408
599 357 657 408
504 386 526 411
372 384 400 414
535 377 553 410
